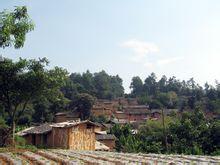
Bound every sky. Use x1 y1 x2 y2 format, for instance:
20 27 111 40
1 0 220 93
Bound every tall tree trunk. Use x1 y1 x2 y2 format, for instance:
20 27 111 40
11 120 16 146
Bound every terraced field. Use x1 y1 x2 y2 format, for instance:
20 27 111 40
0 149 219 165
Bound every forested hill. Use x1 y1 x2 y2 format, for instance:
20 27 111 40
62 71 220 114
129 73 220 113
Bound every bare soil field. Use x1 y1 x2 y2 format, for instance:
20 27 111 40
0 149 219 165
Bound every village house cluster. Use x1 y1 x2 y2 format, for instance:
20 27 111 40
91 98 178 126
18 98 178 151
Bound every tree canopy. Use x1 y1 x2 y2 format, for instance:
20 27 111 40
0 6 34 49
65 70 124 100
0 57 68 142
130 72 220 115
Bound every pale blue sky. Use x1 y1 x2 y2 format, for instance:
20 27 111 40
1 0 220 92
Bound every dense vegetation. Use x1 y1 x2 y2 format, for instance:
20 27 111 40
64 70 124 100
130 73 220 115
110 108 220 155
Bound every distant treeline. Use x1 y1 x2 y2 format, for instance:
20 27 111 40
130 73 220 114
63 71 220 114
62 70 124 100
0 58 220 128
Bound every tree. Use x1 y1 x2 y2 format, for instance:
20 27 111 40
130 76 143 97
158 75 167 93
70 93 95 120
32 93 68 123
158 91 178 109
0 58 68 144
143 72 158 96
138 119 164 153
94 71 111 99
110 75 124 98
169 108 207 154
110 124 139 152
0 6 34 49
68 70 124 99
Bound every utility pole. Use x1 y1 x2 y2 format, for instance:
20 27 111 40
162 108 168 152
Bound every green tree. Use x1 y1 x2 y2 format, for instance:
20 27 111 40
68 70 124 99
0 6 34 49
130 76 143 97
110 124 138 152
143 72 158 96
0 58 68 144
110 75 124 98
70 93 95 120
169 108 207 154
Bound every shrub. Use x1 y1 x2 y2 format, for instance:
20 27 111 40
15 135 26 146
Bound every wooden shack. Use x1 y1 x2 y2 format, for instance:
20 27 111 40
18 120 98 150
17 123 53 147
96 134 116 151
51 120 97 150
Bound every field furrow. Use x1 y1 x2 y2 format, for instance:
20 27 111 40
22 151 58 165
0 149 220 165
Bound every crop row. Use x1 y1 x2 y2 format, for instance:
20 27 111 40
0 149 219 165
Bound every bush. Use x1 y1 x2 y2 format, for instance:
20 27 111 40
15 135 26 146
16 144 37 152
211 149 220 156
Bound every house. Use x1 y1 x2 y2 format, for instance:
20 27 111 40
94 124 116 151
18 120 99 150
114 105 150 123
54 112 80 123
96 134 116 151
17 123 52 147
95 141 110 151
93 123 108 133
91 106 113 119
114 111 127 121
123 105 150 122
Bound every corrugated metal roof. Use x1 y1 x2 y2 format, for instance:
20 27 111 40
17 123 52 135
17 120 100 136
96 134 116 140
51 120 99 128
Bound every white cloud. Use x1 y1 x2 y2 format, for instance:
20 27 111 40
157 56 184 66
144 61 154 68
120 39 159 54
120 39 159 60
120 39 183 68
